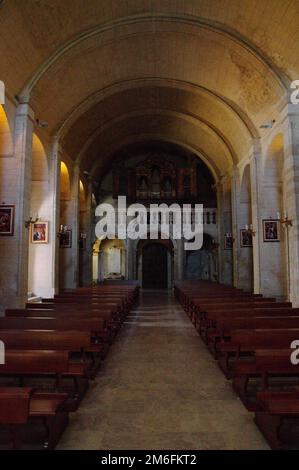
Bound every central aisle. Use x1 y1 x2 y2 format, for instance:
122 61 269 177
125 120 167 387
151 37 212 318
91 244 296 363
58 290 268 450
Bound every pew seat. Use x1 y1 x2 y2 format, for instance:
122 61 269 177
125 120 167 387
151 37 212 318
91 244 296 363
0 350 89 411
255 390 299 450
232 349 299 411
0 387 68 449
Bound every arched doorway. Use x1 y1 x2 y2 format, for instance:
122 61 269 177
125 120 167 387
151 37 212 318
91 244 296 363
137 239 174 288
142 242 168 288
185 233 217 281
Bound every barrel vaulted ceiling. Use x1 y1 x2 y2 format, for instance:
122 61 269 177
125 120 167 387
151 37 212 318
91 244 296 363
0 0 297 179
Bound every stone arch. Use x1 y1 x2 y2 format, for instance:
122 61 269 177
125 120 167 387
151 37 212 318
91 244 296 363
97 238 126 282
59 160 73 290
28 134 52 298
185 233 218 282
237 164 253 291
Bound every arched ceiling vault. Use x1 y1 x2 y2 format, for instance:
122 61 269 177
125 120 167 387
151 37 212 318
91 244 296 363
91 134 221 183
0 1 297 178
83 112 237 178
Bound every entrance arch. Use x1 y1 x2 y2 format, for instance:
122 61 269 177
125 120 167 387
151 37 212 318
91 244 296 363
185 233 218 281
138 239 173 289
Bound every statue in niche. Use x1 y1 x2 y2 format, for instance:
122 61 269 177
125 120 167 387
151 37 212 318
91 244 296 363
150 166 161 199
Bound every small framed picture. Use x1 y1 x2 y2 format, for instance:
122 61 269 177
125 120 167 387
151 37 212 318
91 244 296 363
263 220 280 242
240 229 253 247
31 221 49 244
0 205 14 236
60 229 72 248
224 233 233 250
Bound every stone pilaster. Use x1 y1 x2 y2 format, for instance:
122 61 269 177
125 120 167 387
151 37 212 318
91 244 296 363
70 164 80 288
231 166 253 291
81 177 93 286
249 140 263 294
281 103 299 304
14 103 34 306
49 137 60 295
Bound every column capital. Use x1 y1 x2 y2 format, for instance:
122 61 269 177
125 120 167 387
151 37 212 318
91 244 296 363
15 102 35 123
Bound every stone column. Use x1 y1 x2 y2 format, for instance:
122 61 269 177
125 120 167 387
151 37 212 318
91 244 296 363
82 177 93 286
216 178 233 285
14 103 34 306
231 166 254 291
49 137 60 295
249 140 263 294
216 181 224 283
70 164 80 289
281 103 299 304
231 168 240 287
176 238 184 281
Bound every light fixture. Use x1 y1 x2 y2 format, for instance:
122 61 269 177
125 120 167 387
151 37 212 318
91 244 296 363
277 212 293 227
259 119 276 129
25 215 40 229
57 225 70 238
36 119 48 128
244 224 256 236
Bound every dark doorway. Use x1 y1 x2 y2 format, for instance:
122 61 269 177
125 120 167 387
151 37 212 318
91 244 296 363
142 243 168 288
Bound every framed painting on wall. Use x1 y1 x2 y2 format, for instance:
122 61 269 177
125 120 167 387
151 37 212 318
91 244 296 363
0 205 15 236
263 220 280 242
60 229 72 248
31 221 49 243
240 229 253 247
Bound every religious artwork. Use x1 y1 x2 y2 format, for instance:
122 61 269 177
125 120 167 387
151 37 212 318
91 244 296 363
263 220 280 242
0 205 14 236
31 221 48 243
59 229 72 248
240 229 253 247
224 233 233 250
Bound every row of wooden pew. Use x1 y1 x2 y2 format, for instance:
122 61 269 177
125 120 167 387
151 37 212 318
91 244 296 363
0 282 139 449
174 280 299 450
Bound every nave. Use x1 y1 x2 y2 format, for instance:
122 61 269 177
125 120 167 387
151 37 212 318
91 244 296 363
57 290 268 450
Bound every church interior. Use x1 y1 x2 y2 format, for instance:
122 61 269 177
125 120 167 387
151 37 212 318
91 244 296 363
0 0 299 452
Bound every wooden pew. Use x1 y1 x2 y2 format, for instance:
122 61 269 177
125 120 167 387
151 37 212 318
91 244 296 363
232 349 299 411
0 350 89 410
0 281 139 448
0 387 68 449
0 330 103 375
255 389 299 450
196 305 297 334
189 300 286 325
217 328 299 378
0 316 108 343
206 316 299 356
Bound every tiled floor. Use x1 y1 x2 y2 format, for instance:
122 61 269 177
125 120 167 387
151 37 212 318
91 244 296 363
58 290 269 450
